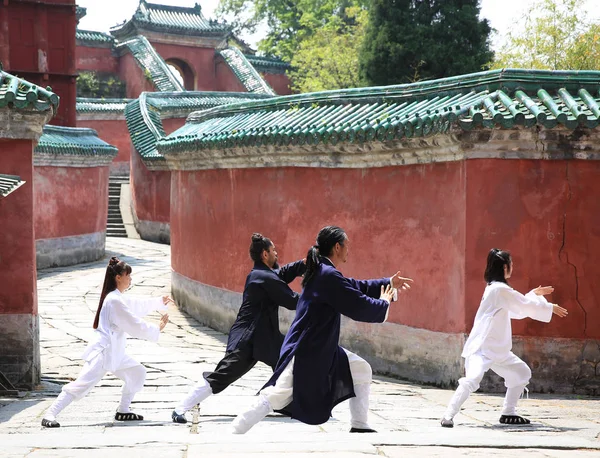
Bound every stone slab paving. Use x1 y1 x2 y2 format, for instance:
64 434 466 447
1 237 599 457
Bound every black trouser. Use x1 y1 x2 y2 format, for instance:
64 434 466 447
203 344 260 394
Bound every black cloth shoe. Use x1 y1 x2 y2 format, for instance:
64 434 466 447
172 410 187 424
115 412 144 421
41 418 60 428
349 427 377 433
499 415 530 425
440 418 454 428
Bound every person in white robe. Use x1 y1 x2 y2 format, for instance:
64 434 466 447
441 248 568 428
41 256 173 428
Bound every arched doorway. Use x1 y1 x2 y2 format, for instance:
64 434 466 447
166 58 195 90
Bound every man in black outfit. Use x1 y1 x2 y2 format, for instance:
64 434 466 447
172 233 305 423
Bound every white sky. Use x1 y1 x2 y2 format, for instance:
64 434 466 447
77 0 600 52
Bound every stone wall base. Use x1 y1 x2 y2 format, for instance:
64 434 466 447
0 314 40 389
172 271 600 395
135 219 170 245
36 231 105 269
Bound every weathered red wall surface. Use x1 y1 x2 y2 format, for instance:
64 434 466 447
34 166 109 240
162 117 187 135
1 1 77 126
119 53 155 99
76 45 118 73
130 149 170 223
0 139 37 316
262 73 292 95
77 119 129 164
214 57 249 93
465 159 600 339
151 43 216 91
170 164 466 334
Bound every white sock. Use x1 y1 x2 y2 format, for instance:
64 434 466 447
118 392 136 413
349 383 371 429
444 384 471 420
175 378 213 415
231 395 272 434
44 391 75 421
501 385 527 416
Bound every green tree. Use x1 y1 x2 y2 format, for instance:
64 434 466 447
217 0 368 62
359 0 493 86
290 7 367 92
492 0 600 70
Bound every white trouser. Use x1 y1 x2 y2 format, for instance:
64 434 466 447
44 354 147 420
175 377 213 415
444 351 531 420
232 348 373 433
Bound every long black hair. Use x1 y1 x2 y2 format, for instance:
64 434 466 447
94 256 132 329
484 248 511 285
249 233 272 263
302 225 347 287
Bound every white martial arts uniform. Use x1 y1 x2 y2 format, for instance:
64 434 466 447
444 281 553 420
44 290 166 421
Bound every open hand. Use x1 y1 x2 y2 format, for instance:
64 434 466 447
380 283 397 304
533 285 554 296
159 313 169 331
391 271 413 291
163 295 175 305
551 304 568 318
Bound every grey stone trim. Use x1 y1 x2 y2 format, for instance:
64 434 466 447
142 159 170 172
171 271 464 386
33 153 115 168
163 126 600 171
0 109 54 140
77 112 126 121
141 30 228 49
133 218 170 244
36 231 106 269
163 135 464 171
0 314 40 389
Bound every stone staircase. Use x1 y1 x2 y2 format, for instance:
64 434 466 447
107 175 129 238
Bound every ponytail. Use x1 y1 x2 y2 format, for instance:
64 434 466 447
93 256 132 329
302 246 321 287
301 225 347 288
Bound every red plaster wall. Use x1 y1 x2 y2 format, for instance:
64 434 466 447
214 57 248 93
0 139 37 316
34 166 109 240
170 164 466 334
262 73 292 95
77 119 129 164
76 46 118 73
465 159 600 339
162 117 187 135
151 42 217 91
130 148 170 223
119 53 155 99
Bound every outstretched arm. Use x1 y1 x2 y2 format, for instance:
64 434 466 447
276 259 307 284
499 288 554 322
122 295 169 318
110 298 161 342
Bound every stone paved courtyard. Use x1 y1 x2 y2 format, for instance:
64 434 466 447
0 237 599 457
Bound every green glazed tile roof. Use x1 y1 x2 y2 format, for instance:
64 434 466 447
116 35 184 92
125 93 166 162
124 91 273 162
76 6 87 21
76 29 114 46
156 69 600 154
218 48 275 95
76 98 132 114
244 54 291 74
35 126 118 157
0 70 59 112
0 174 25 198
110 0 230 39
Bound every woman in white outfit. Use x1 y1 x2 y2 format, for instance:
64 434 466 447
441 248 568 428
41 256 172 428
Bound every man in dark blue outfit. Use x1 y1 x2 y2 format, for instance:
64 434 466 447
231 226 412 434
172 233 305 423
